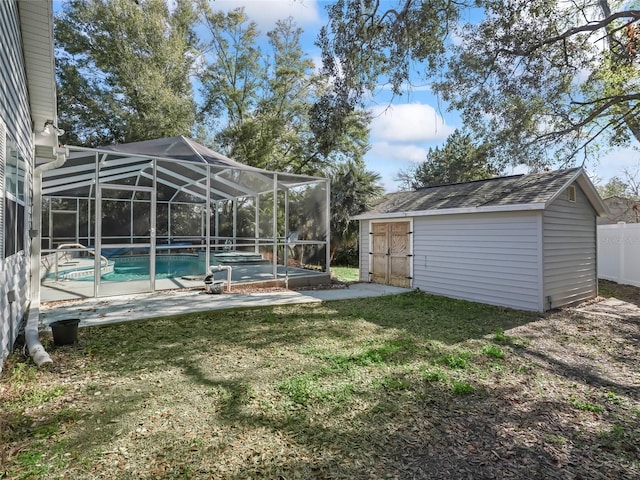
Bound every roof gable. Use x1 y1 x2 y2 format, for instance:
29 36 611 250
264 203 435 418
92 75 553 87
354 168 607 219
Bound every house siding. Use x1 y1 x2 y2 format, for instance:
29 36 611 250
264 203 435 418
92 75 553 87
543 184 597 309
359 220 369 281
1 0 35 371
412 211 542 311
0 1 33 147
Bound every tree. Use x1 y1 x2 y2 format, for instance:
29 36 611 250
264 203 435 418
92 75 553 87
598 176 631 198
200 6 371 175
621 161 640 197
330 160 384 261
198 7 264 162
598 158 640 197
395 129 501 189
319 0 640 168
55 0 199 146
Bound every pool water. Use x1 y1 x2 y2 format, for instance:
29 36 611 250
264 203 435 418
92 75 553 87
80 255 205 282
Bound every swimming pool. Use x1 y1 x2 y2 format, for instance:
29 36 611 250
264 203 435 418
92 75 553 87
79 255 205 282
47 251 274 282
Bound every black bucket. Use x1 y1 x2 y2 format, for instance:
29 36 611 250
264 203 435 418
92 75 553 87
50 319 80 346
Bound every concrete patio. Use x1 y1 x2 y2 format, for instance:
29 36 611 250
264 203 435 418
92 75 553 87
39 283 412 328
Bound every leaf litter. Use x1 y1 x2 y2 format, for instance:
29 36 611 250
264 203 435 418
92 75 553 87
0 280 638 479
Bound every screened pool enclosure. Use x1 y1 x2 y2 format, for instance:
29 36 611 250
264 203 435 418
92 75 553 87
39 137 330 301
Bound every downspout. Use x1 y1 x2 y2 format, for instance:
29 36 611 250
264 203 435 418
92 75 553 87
26 144 68 367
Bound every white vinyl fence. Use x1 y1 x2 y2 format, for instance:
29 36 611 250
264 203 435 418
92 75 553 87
598 222 640 287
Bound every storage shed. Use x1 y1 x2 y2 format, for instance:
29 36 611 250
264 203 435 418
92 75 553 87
352 168 607 312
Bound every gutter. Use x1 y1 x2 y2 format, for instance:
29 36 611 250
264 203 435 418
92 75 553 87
351 202 547 221
26 144 68 367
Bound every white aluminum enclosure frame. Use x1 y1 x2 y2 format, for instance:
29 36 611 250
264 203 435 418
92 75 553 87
39 141 331 299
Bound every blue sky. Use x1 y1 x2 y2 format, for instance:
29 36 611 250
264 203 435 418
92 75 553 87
54 0 639 191
219 0 640 191
216 0 466 191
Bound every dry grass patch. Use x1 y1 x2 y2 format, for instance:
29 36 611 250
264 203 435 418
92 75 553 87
1 284 639 479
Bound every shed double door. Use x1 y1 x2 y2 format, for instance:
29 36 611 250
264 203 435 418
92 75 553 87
370 221 411 288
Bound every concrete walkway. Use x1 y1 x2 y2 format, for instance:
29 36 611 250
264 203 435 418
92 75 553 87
39 283 412 328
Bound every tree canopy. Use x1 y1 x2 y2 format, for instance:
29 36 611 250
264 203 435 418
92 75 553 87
198 6 371 175
395 130 501 189
330 159 384 259
598 176 632 198
54 0 384 255
55 0 199 146
598 160 640 197
319 0 640 169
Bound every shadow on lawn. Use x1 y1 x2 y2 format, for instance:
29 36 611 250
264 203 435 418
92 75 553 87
76 290 539 372
347 290 539 344
386 384 640 479
524 347 640 400
6 287 640 478
170 358 640 479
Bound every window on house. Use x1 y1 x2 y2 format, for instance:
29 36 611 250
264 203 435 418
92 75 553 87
568 185 577 203
4 142 26 257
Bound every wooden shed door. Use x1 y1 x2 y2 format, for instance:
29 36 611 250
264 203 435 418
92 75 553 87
371 222 411 288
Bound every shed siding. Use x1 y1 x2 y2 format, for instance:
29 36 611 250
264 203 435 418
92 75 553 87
0 1 35 372
543 184 597 309
359 220 369 281
412 211 542 311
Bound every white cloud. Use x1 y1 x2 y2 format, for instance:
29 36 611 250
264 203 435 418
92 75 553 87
364 142 432 192
368 142 428 164
369 103 455 143
209 0 321 29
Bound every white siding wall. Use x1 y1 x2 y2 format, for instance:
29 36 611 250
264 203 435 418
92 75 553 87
358 220 369 281
0 1 33 147
1 0 35 371
543 185 597 309
0 253 30 360
412 211 542 311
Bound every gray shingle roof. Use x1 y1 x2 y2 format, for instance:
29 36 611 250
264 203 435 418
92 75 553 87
362 168 588 216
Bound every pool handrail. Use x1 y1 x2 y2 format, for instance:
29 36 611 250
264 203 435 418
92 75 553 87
54 243 109 281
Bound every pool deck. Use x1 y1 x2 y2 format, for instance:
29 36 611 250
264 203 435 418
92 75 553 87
38 283 412 328
40 263 329 303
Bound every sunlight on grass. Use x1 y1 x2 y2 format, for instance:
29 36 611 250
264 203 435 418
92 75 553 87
2 283 639 479
330 266 359 282
3 290 538 478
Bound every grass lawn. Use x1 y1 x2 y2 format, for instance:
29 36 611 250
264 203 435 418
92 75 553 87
330 266 359 283
1 282 639 479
